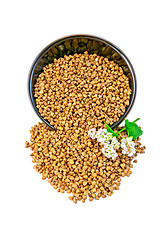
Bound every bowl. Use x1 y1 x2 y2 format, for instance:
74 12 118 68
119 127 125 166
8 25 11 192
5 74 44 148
28 34 136 130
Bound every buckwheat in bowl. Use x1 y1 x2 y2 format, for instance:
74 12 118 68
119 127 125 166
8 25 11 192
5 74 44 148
28 34 136 130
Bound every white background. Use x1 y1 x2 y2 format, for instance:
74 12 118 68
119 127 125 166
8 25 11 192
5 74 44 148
0 0 160 240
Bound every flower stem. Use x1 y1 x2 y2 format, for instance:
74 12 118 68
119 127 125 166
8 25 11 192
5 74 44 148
117 127 126 134
133 118 140 123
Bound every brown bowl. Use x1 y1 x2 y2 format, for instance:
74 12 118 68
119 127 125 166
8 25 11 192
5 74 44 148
28 34 136 130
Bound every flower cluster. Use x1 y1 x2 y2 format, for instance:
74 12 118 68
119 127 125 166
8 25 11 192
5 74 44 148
88 128 136 159
88 128 120 160
121 137 136 157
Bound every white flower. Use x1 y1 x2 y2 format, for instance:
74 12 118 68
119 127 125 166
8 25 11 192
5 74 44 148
88 128 96 139
88 127 137 159
102 145 118 160
97 137 105 144
121 137 136 157
104 132 113 142
88 127 120 160
102 146 106 155
111 136 120 149
95 128 106 138
95 129 108 144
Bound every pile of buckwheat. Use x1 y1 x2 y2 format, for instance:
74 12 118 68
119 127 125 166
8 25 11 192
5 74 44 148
26 51 145 203
25 123 145 203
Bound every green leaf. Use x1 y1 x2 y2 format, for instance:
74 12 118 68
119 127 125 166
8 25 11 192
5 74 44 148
125 119 143 140
104 122 119 137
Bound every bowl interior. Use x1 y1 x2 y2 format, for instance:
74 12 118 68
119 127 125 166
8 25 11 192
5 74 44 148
29 35 136 130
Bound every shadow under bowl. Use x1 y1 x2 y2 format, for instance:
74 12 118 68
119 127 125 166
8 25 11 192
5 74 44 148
28 34 136 130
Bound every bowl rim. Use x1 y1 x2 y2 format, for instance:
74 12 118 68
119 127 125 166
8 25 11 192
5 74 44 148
28 34 137 130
